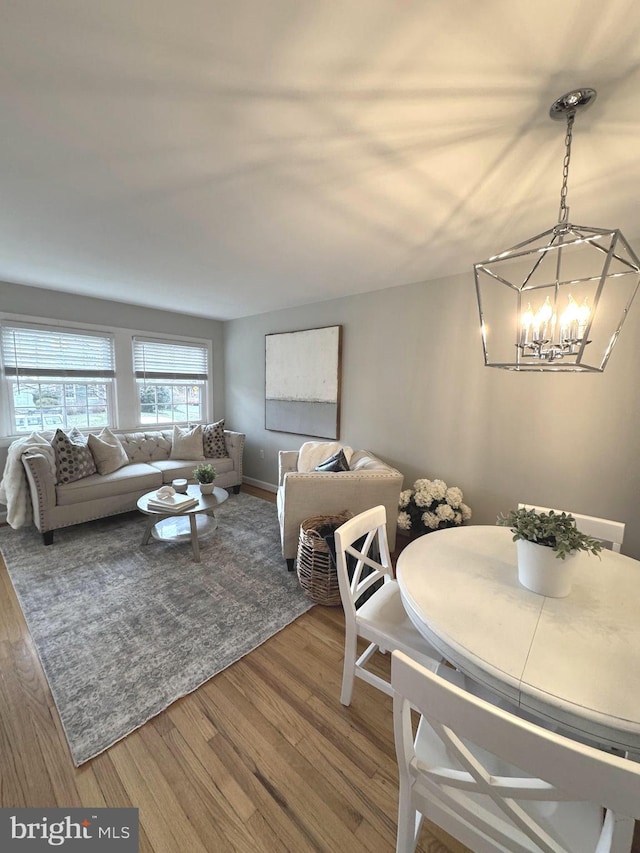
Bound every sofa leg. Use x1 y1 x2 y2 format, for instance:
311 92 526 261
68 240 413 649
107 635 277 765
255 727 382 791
286 558 294 572
43 531 54 546
233 485 241 494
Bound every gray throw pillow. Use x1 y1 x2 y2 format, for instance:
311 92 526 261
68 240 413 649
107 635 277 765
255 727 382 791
315 448 350 472
52 427 97 484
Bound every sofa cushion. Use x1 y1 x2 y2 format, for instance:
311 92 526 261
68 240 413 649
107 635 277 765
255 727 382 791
118 431 172 463
350 454 376 470
55 463 162 506
298 441 353 473
315 448 350 472
350 451 394 472
202 419 229 458
88 427 129 475
52 428 97 484
150 457 234 483
170 425 205 461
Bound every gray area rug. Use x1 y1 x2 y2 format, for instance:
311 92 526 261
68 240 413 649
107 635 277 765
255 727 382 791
0 492 313 765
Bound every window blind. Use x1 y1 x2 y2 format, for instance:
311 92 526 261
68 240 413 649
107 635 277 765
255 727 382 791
1 325 115 378
133 338 208 380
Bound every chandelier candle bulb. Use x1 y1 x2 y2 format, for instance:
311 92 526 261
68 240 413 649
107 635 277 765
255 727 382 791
534 297 553 341
577 299 590 337
560 295 580 341
520 303 534 345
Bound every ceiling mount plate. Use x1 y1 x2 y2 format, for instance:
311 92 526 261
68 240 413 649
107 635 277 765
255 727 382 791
549 88 597 120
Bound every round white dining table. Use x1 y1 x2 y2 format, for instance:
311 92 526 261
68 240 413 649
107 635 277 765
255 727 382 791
396 524 640 754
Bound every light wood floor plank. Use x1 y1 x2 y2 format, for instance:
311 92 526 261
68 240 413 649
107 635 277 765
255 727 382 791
0 641 58 805
199 672 372 852
167 692 219 743
208 727 324 853
73 763 109 809
159 719 257 824
89 750 137 806
110 736 210 853
138 722 245 852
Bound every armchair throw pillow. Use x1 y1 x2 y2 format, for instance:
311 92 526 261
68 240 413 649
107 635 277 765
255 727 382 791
297 441 353 473
315 448 350 472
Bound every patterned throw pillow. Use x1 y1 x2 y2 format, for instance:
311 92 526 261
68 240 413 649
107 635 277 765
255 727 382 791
202 419 229 458
52 428 97 484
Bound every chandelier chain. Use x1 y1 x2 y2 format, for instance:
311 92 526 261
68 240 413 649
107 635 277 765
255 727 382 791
558 113 575 223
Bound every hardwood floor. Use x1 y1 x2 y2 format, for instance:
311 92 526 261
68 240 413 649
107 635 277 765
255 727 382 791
0 487 638 852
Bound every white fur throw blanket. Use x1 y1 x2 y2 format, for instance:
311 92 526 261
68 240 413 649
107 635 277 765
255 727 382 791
0 433 56 529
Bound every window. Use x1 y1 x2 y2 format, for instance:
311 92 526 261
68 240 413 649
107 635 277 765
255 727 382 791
133 337 208 425
1 324 115 434
0 318 213 438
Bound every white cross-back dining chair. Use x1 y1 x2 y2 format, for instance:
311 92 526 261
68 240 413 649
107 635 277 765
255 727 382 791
392 649 640 853
519 503 624 553
333 505 443 706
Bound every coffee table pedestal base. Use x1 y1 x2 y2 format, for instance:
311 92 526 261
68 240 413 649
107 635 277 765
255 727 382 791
142 513 218 562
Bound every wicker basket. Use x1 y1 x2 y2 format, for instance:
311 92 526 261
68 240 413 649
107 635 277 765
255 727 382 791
296 511 353 605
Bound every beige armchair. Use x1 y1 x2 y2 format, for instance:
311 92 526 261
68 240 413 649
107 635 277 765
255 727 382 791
277 445 404 569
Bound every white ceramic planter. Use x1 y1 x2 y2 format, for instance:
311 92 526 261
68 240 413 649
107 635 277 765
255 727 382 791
516 539 576 597
199 482 215 495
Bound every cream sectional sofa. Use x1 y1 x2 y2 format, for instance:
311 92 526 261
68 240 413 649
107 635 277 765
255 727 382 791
22 428 245 544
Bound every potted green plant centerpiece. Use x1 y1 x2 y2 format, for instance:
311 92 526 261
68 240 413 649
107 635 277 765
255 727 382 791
497 507 602 597
193 463 217 495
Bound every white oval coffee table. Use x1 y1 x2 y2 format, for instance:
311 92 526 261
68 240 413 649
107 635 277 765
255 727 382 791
137 484 229 562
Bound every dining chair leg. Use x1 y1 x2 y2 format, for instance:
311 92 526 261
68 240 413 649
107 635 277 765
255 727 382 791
610 814 634 852
396 789 421 853
340 634 357 706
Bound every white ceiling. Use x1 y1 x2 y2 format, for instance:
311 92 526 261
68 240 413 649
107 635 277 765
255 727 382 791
1 0 639 320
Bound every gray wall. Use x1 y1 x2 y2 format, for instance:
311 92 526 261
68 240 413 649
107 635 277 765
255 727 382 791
225 269 640 559
0 279 226 470
3 273 639 560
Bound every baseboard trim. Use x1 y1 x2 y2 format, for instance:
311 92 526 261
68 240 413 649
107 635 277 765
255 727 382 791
243 476 277 494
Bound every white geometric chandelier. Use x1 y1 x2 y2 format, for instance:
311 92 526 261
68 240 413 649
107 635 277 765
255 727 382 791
474 88 640 372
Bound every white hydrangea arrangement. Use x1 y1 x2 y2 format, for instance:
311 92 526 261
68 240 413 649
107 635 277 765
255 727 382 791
397 478 472 535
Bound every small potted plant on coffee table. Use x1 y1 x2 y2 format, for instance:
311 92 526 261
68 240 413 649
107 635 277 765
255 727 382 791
497 506 602 597
193 463 217 495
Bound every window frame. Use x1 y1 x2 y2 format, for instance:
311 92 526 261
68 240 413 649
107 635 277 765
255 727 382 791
0 314 213 442
132 336 210 427
1 322 116 436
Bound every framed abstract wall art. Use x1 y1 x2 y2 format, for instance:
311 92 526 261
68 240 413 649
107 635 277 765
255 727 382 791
265 325 342 438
